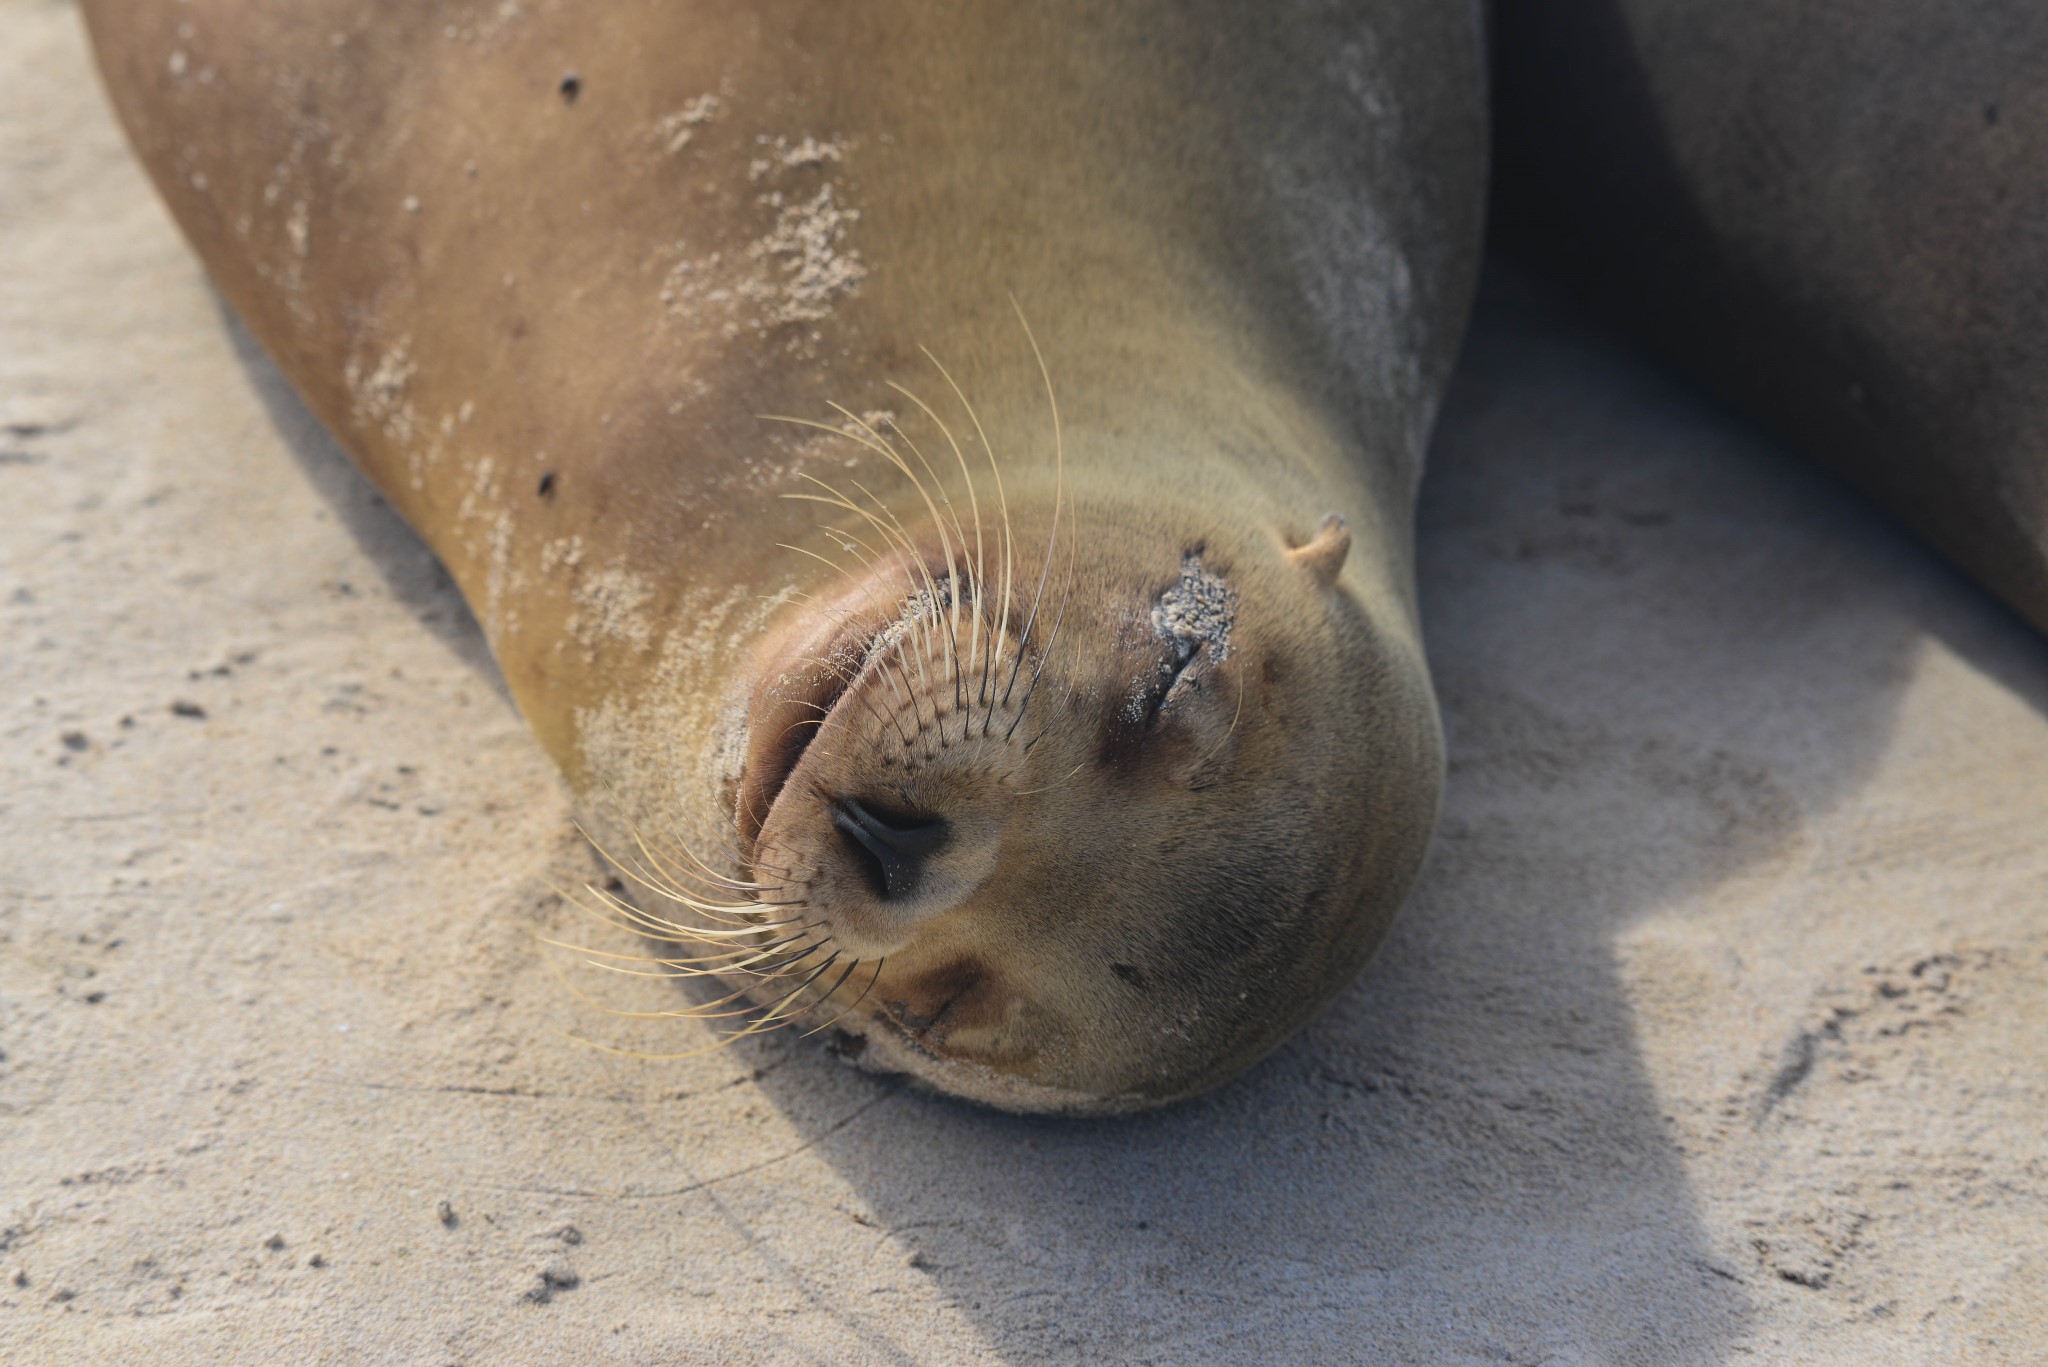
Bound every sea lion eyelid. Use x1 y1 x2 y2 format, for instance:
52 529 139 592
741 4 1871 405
1142 638 1220 730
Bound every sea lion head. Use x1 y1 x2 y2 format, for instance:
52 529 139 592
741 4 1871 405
732 482 1443 1115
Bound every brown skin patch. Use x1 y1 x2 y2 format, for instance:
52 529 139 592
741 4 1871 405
886 954 988 1037
883 955 1046 1077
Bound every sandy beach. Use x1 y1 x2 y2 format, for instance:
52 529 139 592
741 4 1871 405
3 2 2044 1361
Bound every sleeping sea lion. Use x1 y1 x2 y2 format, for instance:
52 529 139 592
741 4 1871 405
80 0 1486 1113
1493 0 2048 631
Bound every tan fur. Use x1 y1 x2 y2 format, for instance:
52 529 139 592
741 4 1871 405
82 0 1486 1112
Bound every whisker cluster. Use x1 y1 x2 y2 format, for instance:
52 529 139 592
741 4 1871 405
545 812 885 1060
764 304 1083 761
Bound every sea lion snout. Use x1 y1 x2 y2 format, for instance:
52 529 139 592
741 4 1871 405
756 743 1018 957
746 566 1032 959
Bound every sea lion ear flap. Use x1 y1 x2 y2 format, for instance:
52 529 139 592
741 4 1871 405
1286 513 1351 585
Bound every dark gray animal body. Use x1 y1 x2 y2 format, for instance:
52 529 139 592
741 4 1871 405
1494 1 2048 629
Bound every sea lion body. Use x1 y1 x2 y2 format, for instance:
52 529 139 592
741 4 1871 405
1494 0 2048 630
83 0 1486 1111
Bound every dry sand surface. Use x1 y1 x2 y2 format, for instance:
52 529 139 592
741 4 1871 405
4 2 2046 1362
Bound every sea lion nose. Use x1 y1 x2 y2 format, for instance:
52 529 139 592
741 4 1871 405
830 797 951 901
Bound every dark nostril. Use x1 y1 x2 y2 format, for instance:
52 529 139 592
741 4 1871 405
831 797 949 901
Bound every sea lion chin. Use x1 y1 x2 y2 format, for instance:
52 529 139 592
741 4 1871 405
81 0 1484 1114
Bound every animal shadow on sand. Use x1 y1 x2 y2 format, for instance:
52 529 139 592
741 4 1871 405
228 269 2048 1364
724 273 2048 1365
